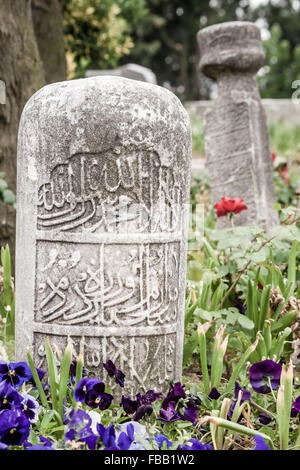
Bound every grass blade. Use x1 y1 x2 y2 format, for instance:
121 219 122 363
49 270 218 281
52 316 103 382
58 341 72 422
26 348 49 410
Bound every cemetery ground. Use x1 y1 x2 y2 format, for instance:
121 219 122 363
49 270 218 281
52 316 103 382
0 123 299 452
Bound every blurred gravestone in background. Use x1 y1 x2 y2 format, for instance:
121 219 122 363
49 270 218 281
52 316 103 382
85 63 157 84
198 21 279 230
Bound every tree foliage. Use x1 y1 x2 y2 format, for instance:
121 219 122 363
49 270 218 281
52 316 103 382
63 0 148 78
258 24 300 98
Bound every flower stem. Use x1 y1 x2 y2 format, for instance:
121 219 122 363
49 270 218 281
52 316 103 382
250 399 276 420
268 377 276 401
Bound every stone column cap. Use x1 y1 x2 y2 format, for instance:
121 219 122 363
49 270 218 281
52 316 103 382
197 21 265 79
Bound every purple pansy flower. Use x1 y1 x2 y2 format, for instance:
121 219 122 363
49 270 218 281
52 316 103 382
291 396 300 418
234 382 251 402
134 404 153 421
0 361 32 387
74 378 113 410
29 366 46 387
181 404 198 424
162 382 186 410
178 438 212 450
253 435 271 450
120 395 153 421
154 434 173 449
24 435 55 450
69 360 88 384
98 422 147 450
65 408 98 450
258 413 273 425
117 422 148 450
0 381 22 411
85 385 112 410
228 382 251 418
74 377 90 402
117 423 134 450
136 390 162 405
159 392 199 425
233 298 247 315
39 436 53 446
249 360 282 394
158 403 181 423
20 393 39 423
26 445 54 450
103 360 125 388
0 408 30 446
97 423 116 448
208 387 221 400
121 395 139 415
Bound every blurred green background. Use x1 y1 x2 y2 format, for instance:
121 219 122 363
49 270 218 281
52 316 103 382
63 0 300 101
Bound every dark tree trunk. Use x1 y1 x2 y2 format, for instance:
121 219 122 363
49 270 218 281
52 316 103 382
31 0 66 84
0 0 66 272
0 0 45 194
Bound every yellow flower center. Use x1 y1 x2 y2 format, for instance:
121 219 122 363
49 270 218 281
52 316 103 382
10 428 16 434
94 397 101 404
8 370 15 376
2 399 7 405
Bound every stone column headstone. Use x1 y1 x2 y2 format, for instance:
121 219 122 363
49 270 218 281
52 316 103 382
15 76 192 395
197 21 278 229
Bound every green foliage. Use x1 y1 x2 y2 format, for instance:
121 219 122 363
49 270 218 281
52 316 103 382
269 121 300 157
63 0 148 78
0 172 16 207
258 24 300 99
0 245 14 355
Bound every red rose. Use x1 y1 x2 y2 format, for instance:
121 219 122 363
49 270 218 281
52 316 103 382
213 197 248 218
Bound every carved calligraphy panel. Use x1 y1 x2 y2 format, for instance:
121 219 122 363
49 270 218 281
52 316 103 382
37 150 183 234
35 241 180 327
33 332 176 395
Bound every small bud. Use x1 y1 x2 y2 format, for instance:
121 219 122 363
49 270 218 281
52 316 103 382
197 320 213 336
250 337 259 352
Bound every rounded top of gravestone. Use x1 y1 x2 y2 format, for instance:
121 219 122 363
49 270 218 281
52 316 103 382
197 21 265 79
20 75 191 174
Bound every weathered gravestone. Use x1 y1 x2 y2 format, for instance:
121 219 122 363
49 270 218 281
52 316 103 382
197 21 278 229
15 76 192 395
86 63 157 85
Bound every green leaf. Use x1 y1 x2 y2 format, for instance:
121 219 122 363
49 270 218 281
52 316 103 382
0 179 8 192
183 331 198 368
45 338 59 416
287 240 297 286
58 342 72 421
2 189 16 205
26 349 49 410
271 312 297 333
237 314 254 330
